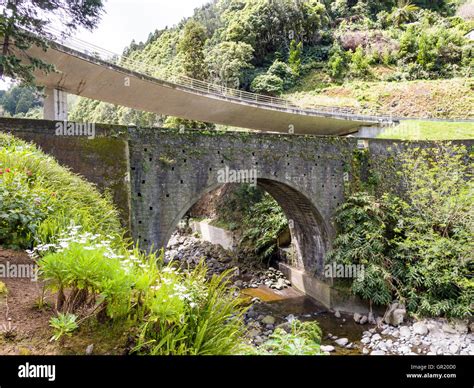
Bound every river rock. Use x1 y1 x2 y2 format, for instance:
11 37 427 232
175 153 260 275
248 328 260 338
399 326 411 338
441 323 457 334
448 343 460 354
254 336 264 345
359 315 368 325
353 313 362 323
321 345 335 352
399 345 411 354
234 280 243 288
370 350 386 355
361 337 370 344
85 344 94 355
383 302 406 326
412 322 428 336
335 338 349 347
371 333 381 342
368 312 376 325
262 315 276 325
334 310 341 318
454 320 468 334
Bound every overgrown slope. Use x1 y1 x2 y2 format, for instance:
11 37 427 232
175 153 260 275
68 0 474 125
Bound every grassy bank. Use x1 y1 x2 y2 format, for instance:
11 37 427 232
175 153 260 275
286 78 474 121
378 120 474 140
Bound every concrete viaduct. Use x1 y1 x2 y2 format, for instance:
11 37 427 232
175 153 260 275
11 31 391 135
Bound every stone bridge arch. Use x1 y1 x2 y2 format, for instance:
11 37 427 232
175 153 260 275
129 128 353 278
161 177 331 274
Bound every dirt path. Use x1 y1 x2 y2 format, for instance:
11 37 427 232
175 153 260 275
0 248 57 354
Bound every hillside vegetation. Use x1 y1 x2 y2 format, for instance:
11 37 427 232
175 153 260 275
67 0 474 126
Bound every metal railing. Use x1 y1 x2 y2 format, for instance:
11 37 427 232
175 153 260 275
41 26 390 122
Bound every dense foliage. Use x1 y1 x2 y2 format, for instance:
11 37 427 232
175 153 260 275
0 134 250 354
0 0 105 85
328 143 474 318
68 0 473 125
209 184 288 262
0 133 122 249
0 85 42 116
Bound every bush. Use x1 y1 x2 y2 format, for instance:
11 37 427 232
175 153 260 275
257 320 322 355
327 42 349 80
326 192 394 306
35 225 249 354
241 193 288 261
0 167 52 249
267 60 294 88
37 227 133 318
250 74 284 96
328 143 473 318
0 133 123 249
349 46 372 79
133 263 247 355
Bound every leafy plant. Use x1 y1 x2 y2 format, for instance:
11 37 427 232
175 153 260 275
37 229 132 318
133 262 247 355
0 133 123 249
328 143 473 318
241 193 288 261
258 320 322 355
49 313 78 342
0 166 52 249
0 281 7 295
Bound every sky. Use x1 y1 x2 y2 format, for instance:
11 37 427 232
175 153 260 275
75 0 211 54
0 0 211 90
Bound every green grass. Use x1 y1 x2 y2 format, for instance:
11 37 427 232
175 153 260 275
377 120 474 140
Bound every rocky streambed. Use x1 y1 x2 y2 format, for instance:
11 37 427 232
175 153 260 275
166 233 474 356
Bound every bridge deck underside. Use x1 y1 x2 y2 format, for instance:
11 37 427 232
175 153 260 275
18 43 377 135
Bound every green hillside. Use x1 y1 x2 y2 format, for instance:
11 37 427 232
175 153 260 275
68 0 474 130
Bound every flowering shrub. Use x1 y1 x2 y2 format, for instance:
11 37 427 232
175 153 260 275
0 133 123 249
36 226 133 318
0 167 53 249
34 225 248 354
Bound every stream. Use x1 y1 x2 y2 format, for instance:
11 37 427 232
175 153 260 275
166 231 474 356
241 285 365 355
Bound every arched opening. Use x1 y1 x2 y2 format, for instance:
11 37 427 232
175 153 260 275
164 178 330 279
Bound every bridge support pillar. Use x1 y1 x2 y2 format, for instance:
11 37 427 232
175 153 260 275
44 88 68 121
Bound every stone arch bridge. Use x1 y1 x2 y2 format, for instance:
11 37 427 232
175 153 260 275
3 117 452 312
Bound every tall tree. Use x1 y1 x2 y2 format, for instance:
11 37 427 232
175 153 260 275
0 84 41 114
0 0 104 86
288 39 303 76
206 41 254 88
177 20 207 80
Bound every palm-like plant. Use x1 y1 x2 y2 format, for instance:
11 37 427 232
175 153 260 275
391 0 420 27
